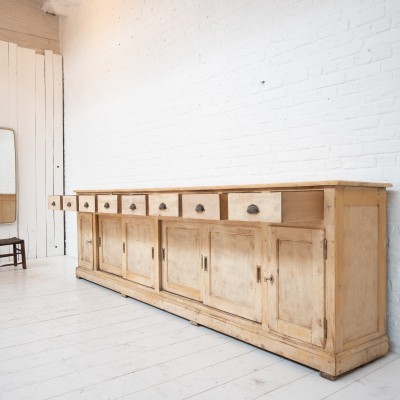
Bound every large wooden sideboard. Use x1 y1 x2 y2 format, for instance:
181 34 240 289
48 181 391 379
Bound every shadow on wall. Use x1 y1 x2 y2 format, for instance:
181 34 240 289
386 189 400 354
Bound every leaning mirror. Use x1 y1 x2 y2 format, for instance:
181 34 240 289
0 128 16 223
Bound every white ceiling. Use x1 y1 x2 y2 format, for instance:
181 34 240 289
40 0 81 17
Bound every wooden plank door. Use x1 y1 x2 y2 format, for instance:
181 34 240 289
267 227 325 347
161 221 202 301
122 217 155 288
98 215 123 276
203 225 262 322
77 213 94 270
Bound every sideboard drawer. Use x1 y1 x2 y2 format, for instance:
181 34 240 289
62 195 78 211
228 192 282 223
97 195 119 214
121 195 147 216
48 195 62 210
182 194 227 220
79 195 96 213
149 194 180 217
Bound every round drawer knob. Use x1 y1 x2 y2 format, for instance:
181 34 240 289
67 202 72 207
130 203 137 211
195 204 205 213
51 201 56 206
159 202 167 210
104 202 110 209
247 204 260 214
84 202 89 208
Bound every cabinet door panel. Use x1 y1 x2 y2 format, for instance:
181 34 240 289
78 212 94 270
204 225 262 322
162 221 202 301
124 218 154 288
99 216 123 276
268 227 325 347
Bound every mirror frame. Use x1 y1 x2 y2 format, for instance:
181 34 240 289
0 127 17 224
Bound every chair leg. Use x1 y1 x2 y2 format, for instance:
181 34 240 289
12 244 17 266
21 241 27 269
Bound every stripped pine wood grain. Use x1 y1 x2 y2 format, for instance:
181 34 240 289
69 182 389 378
0 0 59 53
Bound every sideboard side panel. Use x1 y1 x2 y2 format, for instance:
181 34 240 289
340 188 387 350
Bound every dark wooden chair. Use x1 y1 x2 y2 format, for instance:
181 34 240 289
0 237 26 269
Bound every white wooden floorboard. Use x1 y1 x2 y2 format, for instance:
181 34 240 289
118 349 287 400
0 256 399 400
182 360 311 400
258 352 400 400
322 357 400 400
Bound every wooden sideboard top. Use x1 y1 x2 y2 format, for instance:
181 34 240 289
74 180 392 195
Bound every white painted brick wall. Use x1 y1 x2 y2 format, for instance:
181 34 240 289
61 0 400 351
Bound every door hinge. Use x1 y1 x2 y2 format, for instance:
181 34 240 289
256 265 261 283
323 239 327 260
123 242 125 253
324 318 328 339
98 237 101 247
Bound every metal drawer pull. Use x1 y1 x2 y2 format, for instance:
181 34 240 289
51 201 56 206
84 202 89 208
247 204 260 214
195 204 205 213
67 202 72 207
257 265 261 283
264 274 274 285
85 240 92 244
130 203 136 211
104 202 110 209
204 256 208 271
159 202 167 210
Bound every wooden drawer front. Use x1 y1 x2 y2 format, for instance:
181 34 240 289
148 194 180 217
48 195 62 210
78 195 96 213
182 194 227 220
121 195 147 216
97 195 119 214
282 191 324 222
228 192 282 223
62 195 78 211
